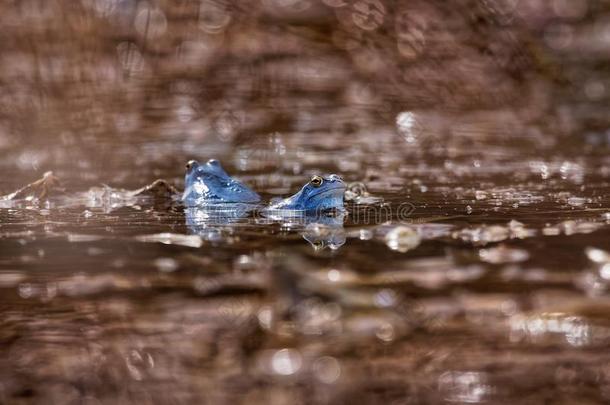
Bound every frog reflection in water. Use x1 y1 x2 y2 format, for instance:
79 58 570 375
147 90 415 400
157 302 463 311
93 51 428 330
301 212 346 250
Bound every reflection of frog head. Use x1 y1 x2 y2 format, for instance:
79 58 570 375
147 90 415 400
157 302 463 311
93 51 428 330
267 174 345 213
301 212 346 251
182 159 261 206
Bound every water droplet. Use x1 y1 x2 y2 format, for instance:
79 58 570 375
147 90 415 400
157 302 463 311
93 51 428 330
466 205 473 214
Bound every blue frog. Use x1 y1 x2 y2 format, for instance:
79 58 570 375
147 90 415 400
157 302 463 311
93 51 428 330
182 159 261 206
266 174 346 214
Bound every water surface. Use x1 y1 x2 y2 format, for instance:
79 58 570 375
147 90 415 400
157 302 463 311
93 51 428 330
1 1 610 404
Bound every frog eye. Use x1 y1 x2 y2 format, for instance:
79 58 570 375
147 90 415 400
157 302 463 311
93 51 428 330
186 160 197 171
310 175 324 188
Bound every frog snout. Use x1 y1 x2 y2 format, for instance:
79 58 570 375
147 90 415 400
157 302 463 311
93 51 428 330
328 174 344 184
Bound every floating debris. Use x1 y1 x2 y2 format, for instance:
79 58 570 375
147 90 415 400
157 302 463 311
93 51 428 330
567 196 587 207
135 233 203 248
479 245 530 264
454 225 509 245
439 371 494 404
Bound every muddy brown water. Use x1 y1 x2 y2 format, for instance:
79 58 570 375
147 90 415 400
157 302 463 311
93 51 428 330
1 1 610 404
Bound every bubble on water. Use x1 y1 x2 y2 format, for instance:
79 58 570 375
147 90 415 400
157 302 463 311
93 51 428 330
385 226 421 253
351 0 385 31
271 349 302 376
199 0 232 34
479 245 530 264
344 182 373 202
154 257 178 273
313 356 341 384
134 6 167 39
375 322 395 342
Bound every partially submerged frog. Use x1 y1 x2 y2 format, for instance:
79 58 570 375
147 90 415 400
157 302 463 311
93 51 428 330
182 159 261 206
266 174 346 214
4 160 346 215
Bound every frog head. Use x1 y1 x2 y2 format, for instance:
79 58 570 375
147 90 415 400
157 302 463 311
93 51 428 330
268 174 346 212
182 159 261 206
